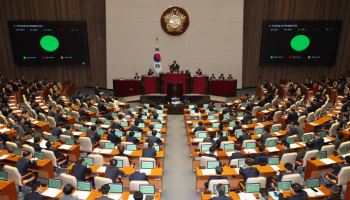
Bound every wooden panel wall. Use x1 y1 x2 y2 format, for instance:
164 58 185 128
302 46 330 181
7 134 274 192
243 0 350 87
0 0 106 87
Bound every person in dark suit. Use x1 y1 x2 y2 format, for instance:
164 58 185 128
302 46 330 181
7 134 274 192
142 142 157 158
51 127 63 137
134 114 144 125
334 131 345 149
309 133 324 151
286 108 298 124
23 182 44 200
147 69 154 76
260 126 272 145
199 146 219 160
278 183 308 200
210 184 233 200
110 121 122 130
195 68 202 76
194 121 206 132
46 141 67 164
237 129 251 146
216 126 228 149
127 121 142 132
87 125 101 145
203 132 216 145
230 120 242 135
251 144 269 165
133 191 143 200
275 163 295 182
105 159 125 183
204 166 228 189
147 130 163 145
130 171 148 181
242 113 253 124
30 135 42 152
71 157 92 181
107 129 121 145
126 131 140 144
96 184 113 200
117 145 128 157
15 151 38 183
229 146 247 160
239 159 260 183
169 60 180 73
78 105 89 119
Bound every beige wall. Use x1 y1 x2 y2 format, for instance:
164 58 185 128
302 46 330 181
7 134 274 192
106 0 244 89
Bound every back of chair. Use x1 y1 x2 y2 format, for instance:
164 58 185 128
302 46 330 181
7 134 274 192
5 141 18 152
306 112 315 123
242 140 256 149
39 113 46 122
252 106 260 117
60 135 71 143
339 141 350 151
94 176 113 189
4 165 23 186
22 144 35 155
298 116 306 127
73 123 82 130
303 150 319 167
273 111 282 123
229 158 245 167
43 132 52 140
246 177 266 189
200 156 217 168
47 116 56 128
220 141 234 150
88 154 104 165
265 137 278 146
71 111 80 122
42 149 58 168
281 174 304 186
337 166 350 186
329 122 339 137
60 173 77 187
314 109 322 119
280 152 298 168
90 106 99 116
129 180 149 191
208 179 229 193
320 145 335 156
78 137 93 153
113 156 130 167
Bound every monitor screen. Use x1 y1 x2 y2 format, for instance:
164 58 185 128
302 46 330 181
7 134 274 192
65 138 74 145
268 157 280 165
238 159 245 168
246 142 256 149
133 132 142 138
79 127 88 132
13 148 21 155
254 128 264 135
207 161 220 169
286 137 295 144
306 179 320 188
97 129 105 135
141 161 154 169
138 123 145 128
154 123 162 129
48 179 62 189
154 145 160 152
339 146 349 155
260 20 342 66
319 130 327 138
196 132 207 138
200 144 212 152
115 131 123 138
208 115 215 120
223 143 235 151
126 144 137 151
267 140 278 147
271 126 280 132
229 121 236 127
115 160 123 168
83 158 93 166
90 118 97 123
104 143 115 150
277 181 292 191
0 172 8 181
156 110 163 114
212 122 220 128
8 21 89 66
139 185 155 194
303 134 313 142
246 183 260 193
34 151 44 159
121 121 128 127
235 130 244 138
237 112 244 117
109 183 123 193
318 151 327 159
48 135 57 142
104 120 112 125
77 181 91 191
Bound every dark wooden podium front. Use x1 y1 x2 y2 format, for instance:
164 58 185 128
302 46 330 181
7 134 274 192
113 79 141 97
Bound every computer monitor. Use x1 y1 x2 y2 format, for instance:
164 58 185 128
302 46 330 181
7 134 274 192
268 157 280 165
223 113 230 120
286 137 295 144
77 181 92 191
229 121 236 127
271 126 280 132
246 183 261 193
65 138 74 145
223 143 235 151
189 105 195 109
158 116 163 120
156 110 163 114
237 159 245 168
138 123 145 128
109 183 123 193
196 131 207 139
13 148 21 156
237 112 244 117
133 132 142 138
246 142 256 149
318 151 327 159
139 185 155 195
220 131 228 137
79 126 88 132
34 152 44 159
200 144 212 152
126 144 137 151
207 161 220 169
203 104 209 108
319 130 328 138
120 121 128 127
339 146 349 155
267 140 277 147
114 131 123 138
115 160 123 168
303 134 313 143
306 179 320 188
97 129 105 135
83 158 93 166
235 130 244 138
277 181 292 191
48 135 57 142
154 123 162 129
155 132 162 139
154 145 160 152
90 118 97 123
208 115 215 120
213 184 229 195
142 115 148 120
104 143 115 150
144 103 150 108
213 122 220 128
254 127 264 135
112 112 118 118
141 161 154 169
104 120 111 125
48 179 62 189
0 172 8 181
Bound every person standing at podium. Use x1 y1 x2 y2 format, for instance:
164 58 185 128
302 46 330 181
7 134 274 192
169 60 180 73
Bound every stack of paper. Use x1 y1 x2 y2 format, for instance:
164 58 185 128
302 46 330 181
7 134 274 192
58 144 72 150
289 144 300 149
323 137 331 143
303 188 324 197
243 149 257 154
242 125 248 129
93 148 102 153
41 188 62 198
226 151 236 157
100 149 113 154
140 169 152 175
0 128 10 133
273 132 281 136
0 154 9 160
108 193 122 199
319 158 336 165
72 131 83 136
257 123 264 126
73 191 91 199
201 169 216 175
270 165 280 171
193 138 204 142
124 150 133 155
84 122 95 126
238 192 257 200
97 166 106 173
100 124 110 129
266 147 280 152
234 168 240 174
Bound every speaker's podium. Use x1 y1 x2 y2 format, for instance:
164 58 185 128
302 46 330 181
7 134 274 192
167 82 183 103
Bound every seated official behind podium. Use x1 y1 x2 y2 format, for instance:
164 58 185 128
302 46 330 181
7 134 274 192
169 60 180 73
147 130 163 145
147 68 154 76
210 183 233 200
196 68 203 76
72 157 92 181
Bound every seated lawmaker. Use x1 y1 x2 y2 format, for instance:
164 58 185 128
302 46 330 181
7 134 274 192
105 159 125 183
147 130 163 145
278 183 307 200
46 141 68 165
196 68 202 76
204 166 227 189
218 74 225 80
239 159 260 183
87 125 100 145
275 163 295 182
117 145 128 157
326 156 350 182
142 141 157 158
250 144 269 165
72 157 92 181
30 135 43 152
23 182 44 200
199 146 219 160
15 151 38 183
210 184 233 200
194 121 206 132
107 129 121 145
126 131 140 144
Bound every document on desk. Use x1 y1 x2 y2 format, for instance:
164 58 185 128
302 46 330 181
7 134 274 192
303 188 324 197
97 166 106 173
257 123 264 126
273 132 282 136
226 151 236 157
108 193 122 199
0 128 10 133
100 124 110 129
100 149 113 154
289 144 300 149
84 122 95 126
0 154 9 160
93 148 102 153
193 138 204 142
238 192 257 200
266 147 280 152
319 158 336 165
140 169 152 175
41 188 62 198
73 191 91 199
270 165 280 171
201 169 217 175
58 144 72 150
323 137 331 143
124 150 134 155
72 131 83 136
207 128 214 132
39 139 48 149
242 125 248 129
243 149 257 154
32 120 39 125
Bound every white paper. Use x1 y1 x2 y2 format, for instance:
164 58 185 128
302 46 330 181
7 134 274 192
319 158 336 165
234 168 240 174
100 149 113 154
39 139 48 149
257 123 264 126
242 125 248 129
108 193 122 199
0 128 10 133
58 144 72 150
209 120 218 123
303 188 324 197
266 147 280 152
73 191 91 199
41 188 62 198
289 144 300 149
93 148 102 153
97 166 106 173
273 132 281 136
207 128 214 132
193 138 204 142
226 151 236 157
270 165 280 171
100 124 111 129
140 169 152 175
0 155 9 160
84 122 95 126
201 169 216 175
124 150 133 155
238 192 257 200
323 137 331 143
72 131 83 136
243 149 257 154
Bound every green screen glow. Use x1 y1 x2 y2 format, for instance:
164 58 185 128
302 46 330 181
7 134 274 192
40 35 59 52
290 35 310 52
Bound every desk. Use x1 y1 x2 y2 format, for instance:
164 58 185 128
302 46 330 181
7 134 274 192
209 80 237 97
113 79 141 97
160 73 189 94
0 180 17 200
304 156 344 179
192 76 208 94
196 166 238 192
304 116 332 133
142 76 158 94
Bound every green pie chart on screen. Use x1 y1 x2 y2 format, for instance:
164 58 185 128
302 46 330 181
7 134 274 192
40 35 59 52
290 35 310 52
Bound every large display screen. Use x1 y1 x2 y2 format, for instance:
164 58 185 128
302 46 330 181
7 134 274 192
260 20 342 66
8 21 89 66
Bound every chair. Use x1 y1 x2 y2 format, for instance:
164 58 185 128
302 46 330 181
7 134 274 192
328 122 339 137
306 112 315 123
42 149 65 168
324 166 350 186
281 174 304 186
38 113 46 122
301 150 319 167
71 111 80 123
229 158 245 167
82 102 89 110
113 156 130 167
73 123 82 130
280 152 298 168
200 156 217 168
29 109 38 119
129 180 149 191
298 116 306 127
43 132 52 140
303 132 315 141
264 103 270 109
60 173 77 187
321 145 335 156
272 111 282 123
5 141 18 152
208 179 230 193
78 137 93 153
220 141 235 150
139 157 156 168
314 109 322 119
90 106 99 116
99 140 111 148
4 165 35 188
75 99 81 106
252 106 260 117
47 116 56 129
243 177 267 189
60 135 71 143
338 141 350 151
22 144 35 155
265 137 278 146
88 154 104 165
94 176 113 189
242 140 256 149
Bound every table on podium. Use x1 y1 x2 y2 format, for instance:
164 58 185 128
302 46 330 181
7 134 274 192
142 75 158 94
113 79 141 97
191 76 208 94
160 73 190 94
209 80 237 96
